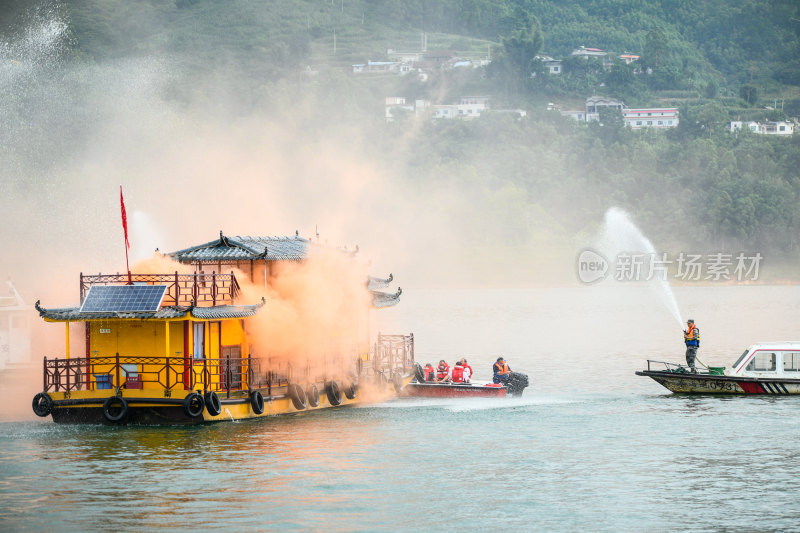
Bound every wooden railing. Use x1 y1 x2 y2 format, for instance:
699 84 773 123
372 333 415 375
42 354 290 397
79 272 240 307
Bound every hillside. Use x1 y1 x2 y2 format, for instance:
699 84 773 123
1 0 799 285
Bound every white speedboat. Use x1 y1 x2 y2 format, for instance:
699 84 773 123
636 342 800 395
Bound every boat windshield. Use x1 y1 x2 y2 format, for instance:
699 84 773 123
732 349 750 368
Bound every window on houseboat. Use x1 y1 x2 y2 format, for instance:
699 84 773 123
193 323 205 360
746 352 776 371
783 352 800 371
733 350 750 368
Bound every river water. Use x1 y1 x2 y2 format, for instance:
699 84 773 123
1 285 799 532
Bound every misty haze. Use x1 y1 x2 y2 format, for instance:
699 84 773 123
1 1 799 532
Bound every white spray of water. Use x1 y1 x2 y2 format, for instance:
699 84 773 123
596 207 684 328
0 7 70 88
130 210 165 263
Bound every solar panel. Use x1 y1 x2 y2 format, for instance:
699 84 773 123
80 285 168 313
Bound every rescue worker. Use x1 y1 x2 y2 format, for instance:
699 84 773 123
460 358 473 383
451 360 465 383
436 359 451 382
683 319 700 373
423 363 435 382
493 357 511 384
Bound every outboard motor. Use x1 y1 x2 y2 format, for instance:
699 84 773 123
413 363 425 383
506 372 529 396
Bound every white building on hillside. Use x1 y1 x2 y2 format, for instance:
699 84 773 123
353 61 413 75
385 97 416 121
762 121 794 135
623 108 679 129
571 46 607 57
536 55 563 74
730 120 794 135
558 98 679 129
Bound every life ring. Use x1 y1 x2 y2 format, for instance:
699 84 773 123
183 392 205 418
413 363 425 383
250 390 265 415
392 373 403 393
204 391 221 416
32 392 53 417
103 396 129 423
306 384 320 407
288 384 307 410
326 380 342 406
344 382 358 400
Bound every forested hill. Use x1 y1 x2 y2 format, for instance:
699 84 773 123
2 0 799 283
3 0 798 94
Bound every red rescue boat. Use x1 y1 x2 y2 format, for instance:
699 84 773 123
402 363 529 398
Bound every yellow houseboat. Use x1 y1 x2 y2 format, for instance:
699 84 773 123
31 232 413 424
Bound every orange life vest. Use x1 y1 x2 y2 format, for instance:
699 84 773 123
451 364 465 383
463 364 473 380
436 362 450 380
494 362 510 375
423 365 435 381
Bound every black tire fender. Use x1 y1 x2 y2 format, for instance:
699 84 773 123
327 380 342 406
204 391 221 417
306 384 320 408
250 390 265 415
344 382 358 400
103 396 129 423
32 392 53 417
183 392 205 418
288 384 307 410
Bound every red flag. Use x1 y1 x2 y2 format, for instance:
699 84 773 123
120 185 130 249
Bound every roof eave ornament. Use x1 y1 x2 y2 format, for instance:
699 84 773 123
219 230 231 247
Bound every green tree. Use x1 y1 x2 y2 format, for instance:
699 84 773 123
641 28 669 70
704 78 719 99
739 84 759 106
488 24 543 95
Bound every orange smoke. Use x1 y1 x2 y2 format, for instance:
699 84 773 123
240 251 372 384
131 253 195 275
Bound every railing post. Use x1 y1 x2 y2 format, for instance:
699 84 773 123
212 271 217 306
203 357 208 393
115 352 121 389
43 356 47 391
166 355 171 389
66 358 71 391
225 359 231 398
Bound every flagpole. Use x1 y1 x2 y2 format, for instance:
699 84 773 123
120 186 132 285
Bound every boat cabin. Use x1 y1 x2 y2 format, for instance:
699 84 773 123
729 342 800 378
36 271 263 398
32 231 411 424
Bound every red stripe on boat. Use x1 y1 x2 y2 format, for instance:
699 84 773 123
738 382 764 394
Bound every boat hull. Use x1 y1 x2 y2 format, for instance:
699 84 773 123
403 382 508 398
636 371 800 395
39 386 362 425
